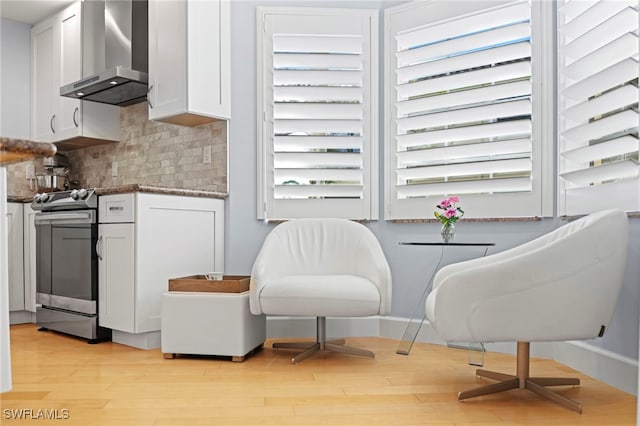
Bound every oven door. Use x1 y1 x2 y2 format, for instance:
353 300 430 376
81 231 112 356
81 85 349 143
35 210 98 314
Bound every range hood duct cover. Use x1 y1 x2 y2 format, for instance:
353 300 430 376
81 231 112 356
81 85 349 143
60 0 148 107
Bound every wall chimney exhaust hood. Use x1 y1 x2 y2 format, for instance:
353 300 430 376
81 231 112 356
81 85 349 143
60 0 148 107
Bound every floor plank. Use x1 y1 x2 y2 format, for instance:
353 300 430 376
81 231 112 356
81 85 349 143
1 324 636 425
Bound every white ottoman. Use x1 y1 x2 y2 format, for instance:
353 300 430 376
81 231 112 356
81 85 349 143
161 291 266 362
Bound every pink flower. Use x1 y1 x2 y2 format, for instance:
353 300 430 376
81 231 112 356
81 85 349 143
439 198 451 208
434 195 463 224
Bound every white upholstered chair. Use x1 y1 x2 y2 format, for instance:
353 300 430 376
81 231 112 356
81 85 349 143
425 209 629 412
250 218 392 363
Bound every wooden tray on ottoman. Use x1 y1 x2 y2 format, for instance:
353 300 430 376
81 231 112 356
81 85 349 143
168 275 250 293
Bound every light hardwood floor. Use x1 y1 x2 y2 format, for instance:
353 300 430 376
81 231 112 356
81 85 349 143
1 324 636 425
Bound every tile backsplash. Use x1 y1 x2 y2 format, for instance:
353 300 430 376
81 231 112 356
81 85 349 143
5 162 34 197
6 102 227 197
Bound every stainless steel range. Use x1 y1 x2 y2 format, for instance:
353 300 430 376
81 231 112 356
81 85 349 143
32 189 110 343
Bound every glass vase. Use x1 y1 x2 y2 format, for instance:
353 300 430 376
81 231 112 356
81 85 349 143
440 223 455 243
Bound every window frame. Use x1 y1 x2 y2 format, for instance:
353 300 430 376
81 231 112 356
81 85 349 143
383 0 554 220
556 0 640 216
256 6 379 221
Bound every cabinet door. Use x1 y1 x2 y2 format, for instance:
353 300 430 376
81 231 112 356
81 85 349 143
148 0 230 123
98 223 135 332
31 17 57 142
31 1 120 144
23 205 37 313
187 0 230 119
56 1 83 140
148 0 187 121
136 194 221 332
7 203 24 311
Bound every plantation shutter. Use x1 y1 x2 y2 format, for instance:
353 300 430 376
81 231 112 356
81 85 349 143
385 0 552 220
257 8 378 220
558 0 639 215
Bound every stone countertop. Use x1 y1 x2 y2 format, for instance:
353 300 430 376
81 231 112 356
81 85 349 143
0 137 56 166
7 184 227 203
95 184 228 199
7 195 34 203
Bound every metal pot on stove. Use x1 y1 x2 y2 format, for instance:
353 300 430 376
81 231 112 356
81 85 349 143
34 154 70 192
35 174 68 192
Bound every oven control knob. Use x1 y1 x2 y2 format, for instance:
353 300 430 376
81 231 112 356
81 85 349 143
39 193 50 203
70 189 80 200
77 188 89 199
33 194 41 203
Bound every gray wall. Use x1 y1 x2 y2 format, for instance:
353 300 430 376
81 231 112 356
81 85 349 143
0 18 30 138
226 0 640 361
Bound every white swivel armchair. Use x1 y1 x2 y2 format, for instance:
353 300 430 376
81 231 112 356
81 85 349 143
250 218 392 363
425 209 629 412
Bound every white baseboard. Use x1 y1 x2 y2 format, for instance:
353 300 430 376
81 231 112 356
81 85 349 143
553 340 638 395
266 315 638 395
9 311 35 325
112 330 161 350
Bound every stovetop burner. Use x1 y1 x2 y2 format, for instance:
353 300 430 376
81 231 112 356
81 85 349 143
31 188 97 211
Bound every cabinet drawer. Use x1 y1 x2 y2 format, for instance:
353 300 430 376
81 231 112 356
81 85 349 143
99 194 135 223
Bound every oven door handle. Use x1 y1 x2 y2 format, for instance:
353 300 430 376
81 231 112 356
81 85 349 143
35 211 95 224
96 236 103 261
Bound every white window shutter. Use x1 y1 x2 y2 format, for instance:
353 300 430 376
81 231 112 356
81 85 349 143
558 0 639 216
257 8 378 220
384 0 553 220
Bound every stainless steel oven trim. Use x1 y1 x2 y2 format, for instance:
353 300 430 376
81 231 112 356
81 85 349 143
43 294 97 315
36 292 50 306
36 306 105 341
35 210 96 225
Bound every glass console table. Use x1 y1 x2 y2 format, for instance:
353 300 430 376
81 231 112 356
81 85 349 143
396 241 495 356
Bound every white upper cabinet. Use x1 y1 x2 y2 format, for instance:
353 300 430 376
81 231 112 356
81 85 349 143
31 17 56 142
30 1 120 148
148 0 230 126
57 3 82 139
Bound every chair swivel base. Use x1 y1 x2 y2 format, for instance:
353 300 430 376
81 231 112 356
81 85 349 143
271 317 374 364
458 342 582 413
272 340 374 364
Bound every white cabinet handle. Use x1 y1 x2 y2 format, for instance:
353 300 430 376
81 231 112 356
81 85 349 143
73 107 79 127
96 236 103 261
147 85 154 109
50 114 56 133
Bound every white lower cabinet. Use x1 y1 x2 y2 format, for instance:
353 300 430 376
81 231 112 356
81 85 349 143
98 223 135 332
98 192 224 349
7 203 24 312
23 205 37 314
7 203 38 325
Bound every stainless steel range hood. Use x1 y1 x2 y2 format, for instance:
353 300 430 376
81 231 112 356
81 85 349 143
60 0 148 107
